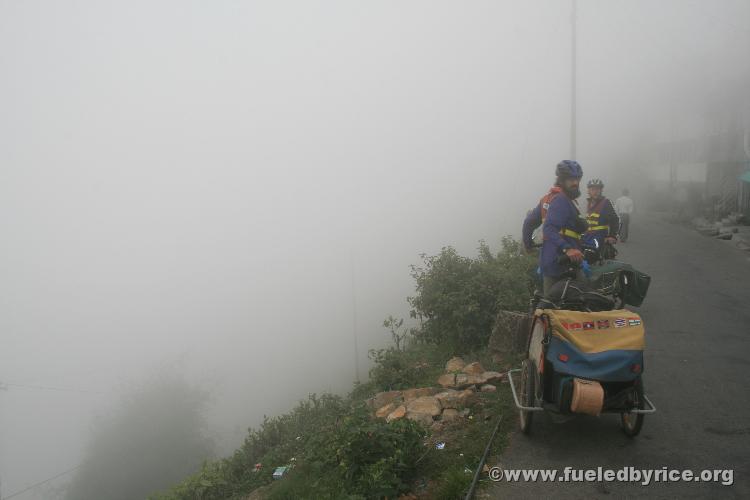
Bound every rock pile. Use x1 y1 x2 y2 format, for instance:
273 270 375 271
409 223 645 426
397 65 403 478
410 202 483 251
368 357 504 427
437 357 504 390
692 214 750 251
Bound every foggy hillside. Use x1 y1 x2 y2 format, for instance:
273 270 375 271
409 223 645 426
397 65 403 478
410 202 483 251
1 1 748 498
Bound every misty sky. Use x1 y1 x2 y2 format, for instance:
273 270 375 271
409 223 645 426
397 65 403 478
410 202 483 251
1 1 749 498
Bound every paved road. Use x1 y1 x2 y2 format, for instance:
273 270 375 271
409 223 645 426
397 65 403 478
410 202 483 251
487 214 750 499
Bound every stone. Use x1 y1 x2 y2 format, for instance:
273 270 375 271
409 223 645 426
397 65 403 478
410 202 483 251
375 402 397 418
482 371 504 383
434 390 461 409
430 421 445 433
445 356 466 372
406 411 434 426
480 384 497 393
438 373 456 388
462 361 485 375
467 374 488 385
458 388 477 407
386 405 407 423
406 396 442 417
441 408 460 422
368 390 402 409
403 387 437 402
455 373 485 389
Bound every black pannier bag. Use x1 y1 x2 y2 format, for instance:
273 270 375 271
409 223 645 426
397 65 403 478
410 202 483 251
590 261 651 307
620 269 651 307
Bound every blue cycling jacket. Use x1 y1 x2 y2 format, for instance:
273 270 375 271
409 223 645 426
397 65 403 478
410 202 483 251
541 193 586 278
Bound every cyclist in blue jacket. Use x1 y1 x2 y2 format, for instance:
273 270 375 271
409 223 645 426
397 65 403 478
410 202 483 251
538 161 589 295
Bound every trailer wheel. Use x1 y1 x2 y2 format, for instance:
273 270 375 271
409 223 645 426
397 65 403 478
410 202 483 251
620 377 645 437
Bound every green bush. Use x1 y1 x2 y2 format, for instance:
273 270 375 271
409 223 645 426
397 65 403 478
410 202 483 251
408 237 536 351
366 342 453 392
270 404 426 499
367 347 429 391
155 395 426 500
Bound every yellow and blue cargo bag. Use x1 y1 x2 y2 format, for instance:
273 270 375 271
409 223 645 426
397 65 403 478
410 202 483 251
540 309 645 382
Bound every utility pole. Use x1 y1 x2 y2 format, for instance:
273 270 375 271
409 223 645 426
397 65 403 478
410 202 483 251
350 250 360 383
571 0 577 160
670 117 677 190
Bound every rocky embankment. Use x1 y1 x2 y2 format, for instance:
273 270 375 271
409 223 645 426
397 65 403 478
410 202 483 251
367 357 505 429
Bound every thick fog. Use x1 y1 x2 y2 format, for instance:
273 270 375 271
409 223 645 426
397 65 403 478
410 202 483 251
1 1 748 498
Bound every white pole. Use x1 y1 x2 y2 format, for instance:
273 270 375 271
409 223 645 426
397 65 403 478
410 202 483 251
571 0 577 159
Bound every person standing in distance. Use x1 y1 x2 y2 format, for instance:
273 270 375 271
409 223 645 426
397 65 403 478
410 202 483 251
615 189 634 242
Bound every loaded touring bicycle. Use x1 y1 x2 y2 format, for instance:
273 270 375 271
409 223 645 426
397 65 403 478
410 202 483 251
509 252 656 437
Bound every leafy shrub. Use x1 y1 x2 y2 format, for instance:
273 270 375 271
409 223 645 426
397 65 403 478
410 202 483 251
366 341 453 392
408 237 536 351
367 347 429 391
269 404 426 499
349 379 378 402
155 395 425 500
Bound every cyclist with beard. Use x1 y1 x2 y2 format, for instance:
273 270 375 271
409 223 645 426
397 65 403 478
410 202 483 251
535 160 588 295
523 162 578 252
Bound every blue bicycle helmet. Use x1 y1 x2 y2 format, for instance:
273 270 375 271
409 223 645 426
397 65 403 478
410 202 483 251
555 160 583 179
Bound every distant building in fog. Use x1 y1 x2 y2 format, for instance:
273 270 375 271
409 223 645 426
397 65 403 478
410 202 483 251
649 102 750 218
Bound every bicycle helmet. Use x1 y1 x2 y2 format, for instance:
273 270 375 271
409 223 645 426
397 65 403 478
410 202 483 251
555 160 583 179
587 178 604 188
